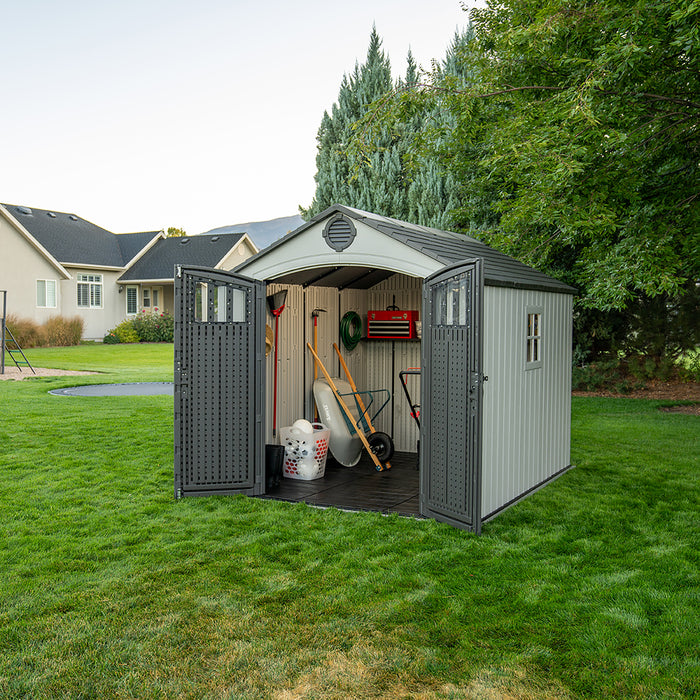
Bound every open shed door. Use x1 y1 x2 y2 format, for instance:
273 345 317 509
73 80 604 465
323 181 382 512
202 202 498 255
420 259 484 532
174 266 266 498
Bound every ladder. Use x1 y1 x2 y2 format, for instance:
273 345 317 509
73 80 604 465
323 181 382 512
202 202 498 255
1 290 35 375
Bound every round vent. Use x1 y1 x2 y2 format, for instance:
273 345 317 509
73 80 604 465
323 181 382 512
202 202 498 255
322 214 356 252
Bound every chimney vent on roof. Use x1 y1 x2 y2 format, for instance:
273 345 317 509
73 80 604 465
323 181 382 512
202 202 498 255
17 206 32 216
69 215 78 221
211 236 220 242
180 238 190 245
47 212 56 218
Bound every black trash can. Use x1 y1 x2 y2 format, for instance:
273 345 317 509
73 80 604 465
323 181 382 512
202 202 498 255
265 444 285 490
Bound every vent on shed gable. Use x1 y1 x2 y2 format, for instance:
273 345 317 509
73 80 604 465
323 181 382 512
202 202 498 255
322 214 356 252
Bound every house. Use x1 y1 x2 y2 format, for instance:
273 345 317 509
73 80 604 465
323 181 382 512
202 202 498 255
0 203 257 340
173 204 576 533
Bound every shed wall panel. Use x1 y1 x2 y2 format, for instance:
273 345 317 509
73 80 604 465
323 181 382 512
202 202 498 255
481 287 572 519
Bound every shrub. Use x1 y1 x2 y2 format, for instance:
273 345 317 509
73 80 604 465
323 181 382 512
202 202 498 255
103 331 120 344
44 316 84 346
104 319 139 344
130 309 174 343
3 314 85 348
4 314 45 348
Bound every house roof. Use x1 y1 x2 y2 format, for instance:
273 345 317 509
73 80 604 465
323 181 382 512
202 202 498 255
118 233 247 282
237 204 577 294
2 203 161 268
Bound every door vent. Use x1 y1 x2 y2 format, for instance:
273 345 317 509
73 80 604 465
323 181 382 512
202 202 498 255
322 214 356 251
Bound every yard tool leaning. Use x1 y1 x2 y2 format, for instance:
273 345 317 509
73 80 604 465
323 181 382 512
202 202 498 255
306 342 393 471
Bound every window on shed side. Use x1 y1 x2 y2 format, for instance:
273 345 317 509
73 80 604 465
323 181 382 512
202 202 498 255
526 309 542 368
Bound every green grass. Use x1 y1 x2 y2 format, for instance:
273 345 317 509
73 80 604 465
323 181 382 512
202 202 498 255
0 346 698 699
3 343 173 382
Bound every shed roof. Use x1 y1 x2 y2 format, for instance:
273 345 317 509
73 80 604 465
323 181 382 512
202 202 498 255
118 233 247 282
2 203 160 268
237 205 576 294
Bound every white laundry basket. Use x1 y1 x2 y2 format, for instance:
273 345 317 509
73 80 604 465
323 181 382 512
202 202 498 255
280 422 331 480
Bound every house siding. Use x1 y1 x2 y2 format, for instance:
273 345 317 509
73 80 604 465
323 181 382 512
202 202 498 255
61 267 126 340
0 216 67 324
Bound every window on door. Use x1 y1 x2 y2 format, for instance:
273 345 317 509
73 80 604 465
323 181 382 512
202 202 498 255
142 287 162 311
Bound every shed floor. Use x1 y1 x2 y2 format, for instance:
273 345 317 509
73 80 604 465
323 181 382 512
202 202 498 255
259 451 421 517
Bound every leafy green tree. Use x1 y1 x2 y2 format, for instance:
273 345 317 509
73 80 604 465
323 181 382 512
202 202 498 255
462 0 700 313
355 2 699 361
166 227 187 237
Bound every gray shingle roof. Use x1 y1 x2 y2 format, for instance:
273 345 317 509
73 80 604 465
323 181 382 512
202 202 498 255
340 206 576 294
3 203 160 267
248 205 576 294
118 233 246 282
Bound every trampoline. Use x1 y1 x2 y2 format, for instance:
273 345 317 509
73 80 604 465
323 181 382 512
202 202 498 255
49 382 174 397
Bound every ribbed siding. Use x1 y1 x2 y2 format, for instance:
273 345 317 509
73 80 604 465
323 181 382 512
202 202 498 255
481 287 572 518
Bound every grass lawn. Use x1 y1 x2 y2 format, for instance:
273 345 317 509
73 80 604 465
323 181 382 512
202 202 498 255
0 345 698 699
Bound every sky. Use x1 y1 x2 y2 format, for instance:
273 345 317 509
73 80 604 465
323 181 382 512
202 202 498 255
0 0 472 236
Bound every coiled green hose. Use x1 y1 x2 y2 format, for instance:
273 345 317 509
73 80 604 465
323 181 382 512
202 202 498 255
340 311 362 351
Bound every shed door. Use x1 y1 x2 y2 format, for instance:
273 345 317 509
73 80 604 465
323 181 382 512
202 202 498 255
420 259 484 532
174 266 266 497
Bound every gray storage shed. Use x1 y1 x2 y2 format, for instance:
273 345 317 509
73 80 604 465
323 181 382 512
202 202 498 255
174 205 576 532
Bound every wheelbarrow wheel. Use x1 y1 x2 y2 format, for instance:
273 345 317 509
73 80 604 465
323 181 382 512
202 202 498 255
368 431 394 465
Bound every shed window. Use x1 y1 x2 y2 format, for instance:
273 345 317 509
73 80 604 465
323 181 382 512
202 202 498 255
526 309 542 368
195 282 245 323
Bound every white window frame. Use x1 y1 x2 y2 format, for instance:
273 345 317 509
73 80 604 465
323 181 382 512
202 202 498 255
141 286 162 312
525 306 543 370
36 279 57 308
77 274 103 309
126 286 139 315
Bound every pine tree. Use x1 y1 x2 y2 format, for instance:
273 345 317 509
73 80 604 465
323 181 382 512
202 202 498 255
301 27 472 230
301 28 395 219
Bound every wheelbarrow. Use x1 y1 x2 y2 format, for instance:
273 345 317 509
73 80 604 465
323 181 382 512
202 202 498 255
307 342 394 471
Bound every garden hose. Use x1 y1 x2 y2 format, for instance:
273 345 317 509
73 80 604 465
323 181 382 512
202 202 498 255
340 311 362 352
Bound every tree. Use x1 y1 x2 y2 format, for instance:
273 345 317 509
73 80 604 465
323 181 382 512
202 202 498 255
355 1 699 360
302 28 466 228
301 27 394 220
462 0 699 312
166 227 187 237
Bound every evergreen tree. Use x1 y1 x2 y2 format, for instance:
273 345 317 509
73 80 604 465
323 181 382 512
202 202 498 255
301 28 395 219
302 28 470 227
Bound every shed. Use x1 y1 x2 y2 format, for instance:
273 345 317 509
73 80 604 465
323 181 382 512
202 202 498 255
174 205 576 532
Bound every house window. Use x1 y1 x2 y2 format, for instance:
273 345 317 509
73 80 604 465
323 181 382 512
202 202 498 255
126 286 138 315
77 274 103 308
141 287 162 312
36 280 57 308
526 309 542 368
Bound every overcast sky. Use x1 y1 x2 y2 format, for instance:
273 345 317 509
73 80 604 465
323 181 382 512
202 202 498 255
1 0 471 235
